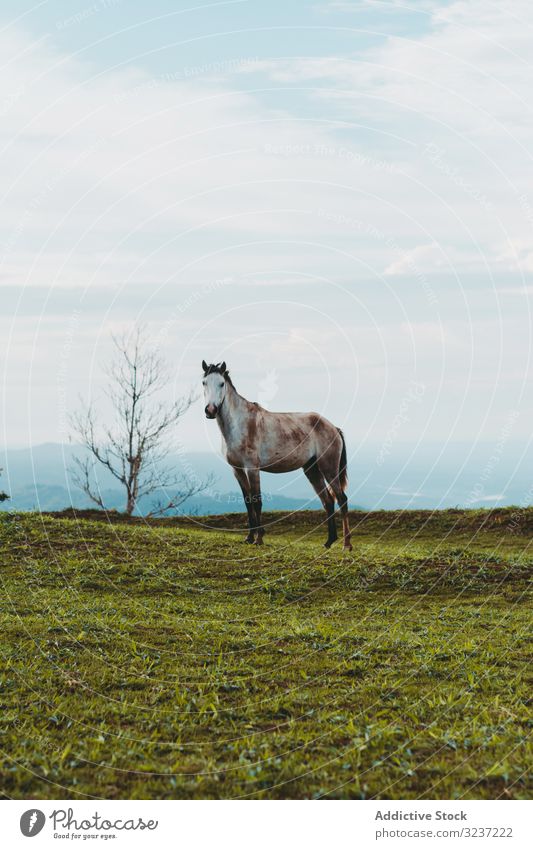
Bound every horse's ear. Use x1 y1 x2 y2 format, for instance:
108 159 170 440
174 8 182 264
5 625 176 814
202 360 208 373
220 361 227 374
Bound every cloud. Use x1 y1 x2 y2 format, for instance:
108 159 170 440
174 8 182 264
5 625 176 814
383 242 484 275
324 0 440 9
467 493 506 503
384 243 445 275
247 0 533 271
2 6 533 451
2 26 387 292
4 4 533 301
276 1 533 137
499 286 533 296
493 239 533 273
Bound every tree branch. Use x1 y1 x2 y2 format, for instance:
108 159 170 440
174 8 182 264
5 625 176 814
69 324 207 516
144 472 216 517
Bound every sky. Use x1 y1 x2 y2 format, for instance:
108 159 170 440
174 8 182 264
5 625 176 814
1 0 533 475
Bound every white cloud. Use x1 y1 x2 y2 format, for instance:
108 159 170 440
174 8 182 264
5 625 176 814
324 0 440 9
2 6 533 450
384 242 485 275
4 4 533 302
493 239 533 273
248 0 533 270
294 1 533 137
2 27 390 291
384 243 445 275
499 286 533 296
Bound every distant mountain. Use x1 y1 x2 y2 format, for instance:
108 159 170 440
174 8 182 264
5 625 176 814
0 483 321 516
1 440 532 514
0 444 323 515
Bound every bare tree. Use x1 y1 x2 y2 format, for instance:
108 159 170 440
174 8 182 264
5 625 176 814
70 327 213 516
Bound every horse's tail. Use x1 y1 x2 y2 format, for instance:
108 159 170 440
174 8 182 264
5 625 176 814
338 429 348 491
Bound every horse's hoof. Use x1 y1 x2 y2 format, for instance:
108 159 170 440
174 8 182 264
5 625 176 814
343 543 353 552
254 538 264 546
244 537 255 544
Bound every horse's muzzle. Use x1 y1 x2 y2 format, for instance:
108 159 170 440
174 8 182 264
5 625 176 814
205 404 218 419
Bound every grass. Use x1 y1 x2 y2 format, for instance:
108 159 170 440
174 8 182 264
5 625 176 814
0 507 531 800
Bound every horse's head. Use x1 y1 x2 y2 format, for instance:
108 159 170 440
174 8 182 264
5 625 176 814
202 360 227 418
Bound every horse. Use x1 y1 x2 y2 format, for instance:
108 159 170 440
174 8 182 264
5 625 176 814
202 361 352 550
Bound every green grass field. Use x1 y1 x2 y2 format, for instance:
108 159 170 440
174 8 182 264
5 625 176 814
0 508 531 800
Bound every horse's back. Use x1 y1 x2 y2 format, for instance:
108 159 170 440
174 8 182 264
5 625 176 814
256 408 341 472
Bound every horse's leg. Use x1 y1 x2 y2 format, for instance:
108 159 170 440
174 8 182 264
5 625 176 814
232 466 256 543
334 485 352 551
247 468 264 545
303 459 337 548
321 468 352 551
318 450 352 551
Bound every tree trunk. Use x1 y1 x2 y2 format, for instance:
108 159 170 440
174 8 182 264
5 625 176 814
126 491 136 515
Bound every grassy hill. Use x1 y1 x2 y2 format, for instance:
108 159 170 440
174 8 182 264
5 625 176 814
0 508 531 800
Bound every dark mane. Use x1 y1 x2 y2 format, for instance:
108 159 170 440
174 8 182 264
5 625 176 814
203 362 235 388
